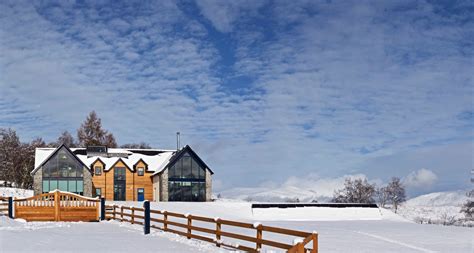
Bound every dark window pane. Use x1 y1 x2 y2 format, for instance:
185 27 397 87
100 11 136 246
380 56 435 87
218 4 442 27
199 183 205 201
182 156 191 178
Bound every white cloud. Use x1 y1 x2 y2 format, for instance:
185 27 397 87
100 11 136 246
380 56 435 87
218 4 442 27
404 169 438 189
0 1 472 192
195 0 265 32
218 173 374 202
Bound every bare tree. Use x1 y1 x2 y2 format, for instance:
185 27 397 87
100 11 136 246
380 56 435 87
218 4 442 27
386 177 406 213
103 133 117 148
375 186 390 208
0 128 21 184
332 178 376 203
56 130 76 147
0 129 43 189
120 142 152 149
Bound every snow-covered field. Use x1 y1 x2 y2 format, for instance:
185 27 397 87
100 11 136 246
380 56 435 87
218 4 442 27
1 188 472 252
0 216 222 253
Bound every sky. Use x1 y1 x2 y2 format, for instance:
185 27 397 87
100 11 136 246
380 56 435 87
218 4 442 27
0 0 473 197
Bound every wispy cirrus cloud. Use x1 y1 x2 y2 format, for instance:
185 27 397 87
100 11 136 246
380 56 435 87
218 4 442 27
0 0 472 193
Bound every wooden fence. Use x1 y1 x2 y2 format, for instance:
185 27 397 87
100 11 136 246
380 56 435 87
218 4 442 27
105 202 318 253
14 191 100 221
0 196 9 216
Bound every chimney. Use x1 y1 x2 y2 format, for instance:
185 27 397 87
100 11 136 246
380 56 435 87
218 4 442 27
176 132 180 150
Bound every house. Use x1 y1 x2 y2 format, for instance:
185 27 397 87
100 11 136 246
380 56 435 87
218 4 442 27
31 144 213 202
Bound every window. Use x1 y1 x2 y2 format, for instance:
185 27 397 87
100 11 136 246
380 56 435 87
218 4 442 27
95 188 102 197
137 167 144 176
168 151 206 201
42 147 85 195
94 166 102 176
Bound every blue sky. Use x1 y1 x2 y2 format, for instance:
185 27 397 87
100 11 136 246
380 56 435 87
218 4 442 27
0 0 472 196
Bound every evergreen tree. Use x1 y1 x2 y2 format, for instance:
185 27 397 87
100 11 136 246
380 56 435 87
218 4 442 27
77 111 117 147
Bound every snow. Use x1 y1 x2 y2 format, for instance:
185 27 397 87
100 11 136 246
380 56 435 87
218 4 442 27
1 198 472 252
405 190 469 206
34 147 176 173
1 188 472 252
0 187 33 198
0 217 223 253
104 200 472 252
397 190 471 226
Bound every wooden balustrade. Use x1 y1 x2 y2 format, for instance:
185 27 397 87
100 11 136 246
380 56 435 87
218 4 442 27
104 203 318 253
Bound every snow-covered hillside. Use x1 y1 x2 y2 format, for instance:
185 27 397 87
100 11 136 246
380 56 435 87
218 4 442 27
398 190 472 226
405 190 469 206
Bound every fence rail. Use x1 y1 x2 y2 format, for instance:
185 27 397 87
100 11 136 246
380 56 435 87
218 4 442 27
105 203 318 253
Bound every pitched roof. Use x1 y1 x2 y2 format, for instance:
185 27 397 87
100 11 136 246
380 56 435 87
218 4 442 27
152 145 214 176
33 145 212 176
31 144 91 175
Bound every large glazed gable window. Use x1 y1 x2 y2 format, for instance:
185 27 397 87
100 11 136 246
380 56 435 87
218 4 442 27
42 147 84 195
168 151 206 201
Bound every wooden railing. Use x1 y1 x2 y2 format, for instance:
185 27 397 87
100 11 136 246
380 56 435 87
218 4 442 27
14 191 100 221
105 203 318 253
0 196 9 215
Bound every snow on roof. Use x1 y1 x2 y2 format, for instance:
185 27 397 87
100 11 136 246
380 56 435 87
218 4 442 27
34 147 177 174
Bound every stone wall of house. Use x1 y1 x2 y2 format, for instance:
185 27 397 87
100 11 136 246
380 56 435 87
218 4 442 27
159 169 168 202
83 167 93 197
152 175 160 202
205 169 212 201
33 168 42 195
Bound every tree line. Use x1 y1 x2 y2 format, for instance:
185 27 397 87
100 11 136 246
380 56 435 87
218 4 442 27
331 177 406 213
0 111 151 189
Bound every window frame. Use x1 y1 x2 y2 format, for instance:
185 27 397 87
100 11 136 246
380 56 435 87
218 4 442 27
137 167 145 176
94 166 102 176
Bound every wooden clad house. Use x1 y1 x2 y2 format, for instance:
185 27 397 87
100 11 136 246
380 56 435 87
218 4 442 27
31 144 213 202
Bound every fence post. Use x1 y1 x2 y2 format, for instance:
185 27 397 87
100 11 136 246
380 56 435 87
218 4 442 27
8 197 13 218
120 206 124 221
312 232 318 253
113 205 116 220
163 211 168 231
187 215 192 239
215 218 221 247
143 200 150 235
54 191 60 221
256 224 263 251
100 198 105 221
131 207 135 224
